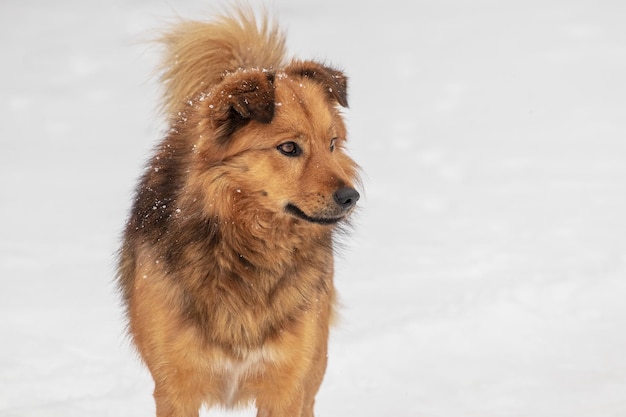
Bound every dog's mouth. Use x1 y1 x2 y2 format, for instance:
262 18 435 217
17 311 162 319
285 203 345 225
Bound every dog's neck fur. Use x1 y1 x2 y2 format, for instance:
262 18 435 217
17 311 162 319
166 207 336 355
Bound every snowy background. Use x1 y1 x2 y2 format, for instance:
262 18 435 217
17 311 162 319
1 0 625 416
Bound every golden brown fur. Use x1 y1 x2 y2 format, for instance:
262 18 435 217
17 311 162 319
117 7 359 417
157 7 287 117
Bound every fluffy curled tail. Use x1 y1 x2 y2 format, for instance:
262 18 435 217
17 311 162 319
157 6 287 116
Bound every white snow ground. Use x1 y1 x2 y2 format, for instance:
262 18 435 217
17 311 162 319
1 0 625 416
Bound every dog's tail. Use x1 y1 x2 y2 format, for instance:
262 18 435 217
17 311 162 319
157 6 287 116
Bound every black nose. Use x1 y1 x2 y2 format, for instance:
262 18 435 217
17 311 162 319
333 187 360 210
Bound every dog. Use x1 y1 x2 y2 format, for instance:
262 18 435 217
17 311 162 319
117 6 360 417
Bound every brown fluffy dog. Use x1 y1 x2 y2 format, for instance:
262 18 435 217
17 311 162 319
117 7 360 417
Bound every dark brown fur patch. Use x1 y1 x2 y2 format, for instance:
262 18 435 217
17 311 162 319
210 70 277 141
286 60 349 107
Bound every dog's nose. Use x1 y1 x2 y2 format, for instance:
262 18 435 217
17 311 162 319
333 187 360 210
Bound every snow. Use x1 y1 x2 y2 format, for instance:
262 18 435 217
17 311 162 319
1 0 626 416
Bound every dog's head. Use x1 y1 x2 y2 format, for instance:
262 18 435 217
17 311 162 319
185 61 360 226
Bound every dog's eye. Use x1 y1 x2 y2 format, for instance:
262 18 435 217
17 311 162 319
330 137 337 152
277 141 302 157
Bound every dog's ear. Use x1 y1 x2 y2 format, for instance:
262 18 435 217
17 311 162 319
286 60 348 108
210 70 276 138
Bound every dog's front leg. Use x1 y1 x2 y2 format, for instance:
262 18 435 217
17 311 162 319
153 382 202 417
255 388 306 417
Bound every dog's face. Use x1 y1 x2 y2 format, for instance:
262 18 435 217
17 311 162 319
190 62 360 226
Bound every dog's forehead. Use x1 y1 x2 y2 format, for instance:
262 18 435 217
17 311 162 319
272 75 342 135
